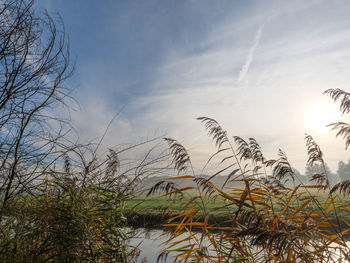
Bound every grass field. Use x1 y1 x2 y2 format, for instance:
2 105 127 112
126 190 350 225
126 193 230 214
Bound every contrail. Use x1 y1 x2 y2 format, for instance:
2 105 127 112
238 26 263 83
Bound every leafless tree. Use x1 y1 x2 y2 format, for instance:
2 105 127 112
0 0 74 212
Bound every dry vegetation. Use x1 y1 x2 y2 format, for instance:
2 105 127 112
149 90 350 262
3 0 350 262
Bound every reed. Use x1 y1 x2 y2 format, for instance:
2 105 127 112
149 89 350 262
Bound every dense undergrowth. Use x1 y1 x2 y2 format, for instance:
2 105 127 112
0 149 144 262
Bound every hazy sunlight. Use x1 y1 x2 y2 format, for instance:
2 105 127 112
304 101 340 132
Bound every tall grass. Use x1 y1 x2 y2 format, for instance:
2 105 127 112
149 89 350 262
0 140 166 262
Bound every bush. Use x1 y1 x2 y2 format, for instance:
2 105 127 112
0 150 143 262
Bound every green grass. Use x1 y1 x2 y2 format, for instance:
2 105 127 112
126 190 350 225
126 193 231 215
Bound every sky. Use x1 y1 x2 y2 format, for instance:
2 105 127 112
36 0 350 173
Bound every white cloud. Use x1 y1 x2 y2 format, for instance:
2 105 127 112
238 26 263 83
70 92 132 147
122 3 350 172
69 0 350 173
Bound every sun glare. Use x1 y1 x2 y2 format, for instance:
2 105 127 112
304 101 340 132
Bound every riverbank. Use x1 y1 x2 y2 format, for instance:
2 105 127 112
125 193 350 232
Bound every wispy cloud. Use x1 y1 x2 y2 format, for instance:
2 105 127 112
48 0 350 172
238 26 263 83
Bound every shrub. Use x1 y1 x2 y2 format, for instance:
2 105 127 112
0 148 144 262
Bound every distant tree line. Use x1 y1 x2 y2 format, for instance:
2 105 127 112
292 160 350 186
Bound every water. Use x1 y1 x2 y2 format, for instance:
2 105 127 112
129 228 168 263
129 228 350 263
128 228 213 262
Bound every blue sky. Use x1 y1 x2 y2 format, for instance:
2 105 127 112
37 0 350 172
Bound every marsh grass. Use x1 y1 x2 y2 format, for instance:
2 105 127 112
147 89 350 262
0 137 167 262
0 155 135 262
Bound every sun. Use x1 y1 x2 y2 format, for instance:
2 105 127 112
304 101 340 132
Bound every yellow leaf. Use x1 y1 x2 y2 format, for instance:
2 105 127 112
316 221 333 228
291 199 311 216
343 219 350 228
317 231 347 247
